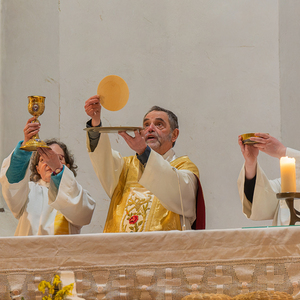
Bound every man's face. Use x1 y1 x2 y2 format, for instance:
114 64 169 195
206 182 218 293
143 111 179 155
36 143 67 183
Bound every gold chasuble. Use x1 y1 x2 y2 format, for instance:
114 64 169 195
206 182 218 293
54 212 70 235
103 155 199 233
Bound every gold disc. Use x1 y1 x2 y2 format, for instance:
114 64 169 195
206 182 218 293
97 75 129 111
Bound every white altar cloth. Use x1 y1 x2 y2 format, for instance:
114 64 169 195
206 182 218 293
0 226 300 299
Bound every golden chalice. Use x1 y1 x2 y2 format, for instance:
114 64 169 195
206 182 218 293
20 95 50 151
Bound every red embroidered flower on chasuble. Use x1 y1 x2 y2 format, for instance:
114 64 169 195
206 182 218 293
129 215 139 224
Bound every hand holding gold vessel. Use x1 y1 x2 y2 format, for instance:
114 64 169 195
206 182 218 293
20 95 50 151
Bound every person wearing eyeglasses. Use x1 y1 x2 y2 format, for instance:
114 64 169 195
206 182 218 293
0 117 96 236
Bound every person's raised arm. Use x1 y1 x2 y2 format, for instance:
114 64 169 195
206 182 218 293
84 95 101 127
249 133 287 159
0 117 40 216
6 117 40 183
21 116 41 146
84 95 103 152
238 133 287 203
238 135 259 180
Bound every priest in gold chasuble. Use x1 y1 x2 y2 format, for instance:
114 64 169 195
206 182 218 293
85 95 205 232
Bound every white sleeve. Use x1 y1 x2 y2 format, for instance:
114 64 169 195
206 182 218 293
87 132 124 198
237 162 280 221
139 150 197 220
48 167 96 227
0 152 30 219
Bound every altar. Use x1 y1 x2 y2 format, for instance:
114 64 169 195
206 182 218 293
1 226 300 299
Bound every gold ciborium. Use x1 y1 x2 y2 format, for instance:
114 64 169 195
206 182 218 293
20 95 50 151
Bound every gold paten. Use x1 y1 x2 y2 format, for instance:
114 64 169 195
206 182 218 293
20 95 50 151
84 126 142 133
103 155 200 233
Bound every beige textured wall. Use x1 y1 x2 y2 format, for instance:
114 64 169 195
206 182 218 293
280 1 300 151
1 0 298 236
0 1 60 235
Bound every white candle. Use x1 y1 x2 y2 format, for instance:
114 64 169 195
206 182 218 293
280 156 296 192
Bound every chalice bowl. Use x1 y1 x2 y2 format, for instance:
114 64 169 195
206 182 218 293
20 95 50 151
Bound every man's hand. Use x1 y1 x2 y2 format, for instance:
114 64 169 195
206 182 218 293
118 130 147 155
84 95 101 127
250 133 287 159
37 147 63 172
238 135 259 179
22 117 41 146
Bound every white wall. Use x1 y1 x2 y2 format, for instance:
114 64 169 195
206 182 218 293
279 1 300 151
1 0 298 236
0 0 60 235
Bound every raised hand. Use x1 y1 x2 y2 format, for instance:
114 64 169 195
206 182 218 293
22 117 41 146
37 147 63 172
118 130 147 155
250 133 287 159
238 135 259 179
84 95 101 127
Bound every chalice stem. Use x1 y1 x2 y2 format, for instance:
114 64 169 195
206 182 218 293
31 118 40 141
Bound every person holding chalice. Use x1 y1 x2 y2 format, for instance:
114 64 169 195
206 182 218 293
0 96 95 236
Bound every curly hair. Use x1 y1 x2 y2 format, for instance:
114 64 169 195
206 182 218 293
30 139 78 182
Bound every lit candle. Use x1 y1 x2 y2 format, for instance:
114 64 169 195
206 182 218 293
280 156 296 192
